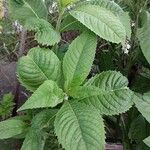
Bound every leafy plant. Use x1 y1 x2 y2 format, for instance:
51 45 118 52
0 0 4 19
0 93 14 120
0 0 150 149
0 18 18 61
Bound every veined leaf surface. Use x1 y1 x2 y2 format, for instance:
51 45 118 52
86 0 131 39
8 0 47 24
54 101 105 150
70 71 134 115
63 32 97 90
17 47 61 91
70 4 126 43
21 129 45 150
21 109 58 150
0 119 27 139
18 80 64 111
25 18 61 46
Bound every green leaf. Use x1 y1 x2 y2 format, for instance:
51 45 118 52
21 109 58 150
17 47 61 91
134 92 150 123
0 93 14 119
0 93 14 104
140 67 150 79
54 101 105 150
60 0 78 7
86 0 123 14
131 73 150 93
33 109 59 149
86 0 131 39
31 109 58 129
70 71 134 115
44 137 62 150
63 32 97 90
21 129 46 150
139 11 150 29
0 119 27 139
128 115 147 142
144 136 150 147
137 27 150 64
137 11 150 64
70 4 126 43
8 0 47 24
25 18 61 46
118 12 131 39
60 14 85 32
18 80 64 111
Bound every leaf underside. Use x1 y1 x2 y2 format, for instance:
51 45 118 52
25 18 61 46
8 0 47 24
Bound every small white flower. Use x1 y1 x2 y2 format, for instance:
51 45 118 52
49 2 58 14
64 93 68 101
124 49 129 54
132 22 135 27
127 44 131 49
122 41 131 54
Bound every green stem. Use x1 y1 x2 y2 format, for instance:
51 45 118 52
52 8 65 54
120 115 131 150
56 8 65 31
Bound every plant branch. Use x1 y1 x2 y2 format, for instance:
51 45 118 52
12 28 27 117
120 115 131 150
56 8 65 32
52 8 65 54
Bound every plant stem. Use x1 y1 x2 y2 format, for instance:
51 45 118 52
12 28 27 117
56 8 65 31
120 115 131 150
52 8 65 54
